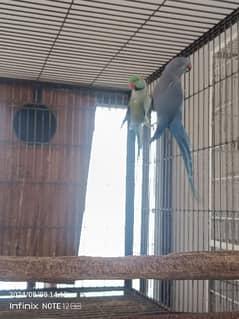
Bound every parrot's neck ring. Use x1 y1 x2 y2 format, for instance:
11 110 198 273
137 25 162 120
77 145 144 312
135 86 144 91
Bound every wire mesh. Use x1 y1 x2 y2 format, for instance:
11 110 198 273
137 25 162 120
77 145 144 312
137 7 239 313
0 0 238 88
0 0 239 316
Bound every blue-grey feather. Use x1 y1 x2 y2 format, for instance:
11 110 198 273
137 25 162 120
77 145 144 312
151 57 197 198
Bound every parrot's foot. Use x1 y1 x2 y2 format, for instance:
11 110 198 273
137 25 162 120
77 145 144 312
143 122 151 128
143 116 151 127
144 121 158 128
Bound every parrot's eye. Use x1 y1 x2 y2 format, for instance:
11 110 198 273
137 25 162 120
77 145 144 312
186 63 192 72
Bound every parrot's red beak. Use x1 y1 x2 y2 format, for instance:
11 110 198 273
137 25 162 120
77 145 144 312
186 63 192 72
128 82 136 90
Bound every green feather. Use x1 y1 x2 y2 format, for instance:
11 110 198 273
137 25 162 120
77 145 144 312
128 75 145 90
128 74 139 83
135 79 145 89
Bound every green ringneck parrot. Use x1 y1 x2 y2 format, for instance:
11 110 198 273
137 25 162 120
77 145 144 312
122 75 152 157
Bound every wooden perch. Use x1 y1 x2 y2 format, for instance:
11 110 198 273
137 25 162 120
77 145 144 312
0 251 239 282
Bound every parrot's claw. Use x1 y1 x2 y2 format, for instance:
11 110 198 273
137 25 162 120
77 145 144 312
143 116 151 128
143 121 157 128
143 122 151 128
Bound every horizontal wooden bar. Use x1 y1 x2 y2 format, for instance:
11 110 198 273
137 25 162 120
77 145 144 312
0 251 239 282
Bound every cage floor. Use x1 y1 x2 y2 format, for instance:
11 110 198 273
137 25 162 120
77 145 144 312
0 287 165 318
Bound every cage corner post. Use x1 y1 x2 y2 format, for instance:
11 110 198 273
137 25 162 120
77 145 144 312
124 122 136 290
140 125 150 295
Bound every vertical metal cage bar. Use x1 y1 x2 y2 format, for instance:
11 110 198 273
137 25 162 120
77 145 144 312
139 125 150 295
144 8 239 313
124 123 135 290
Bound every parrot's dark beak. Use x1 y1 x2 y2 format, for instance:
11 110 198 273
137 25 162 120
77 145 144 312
186 63 192 72
128 82 136 90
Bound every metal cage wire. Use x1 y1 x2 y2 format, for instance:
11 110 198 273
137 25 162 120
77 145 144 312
135 5 239 314
0 0 238 89
0 0 239 317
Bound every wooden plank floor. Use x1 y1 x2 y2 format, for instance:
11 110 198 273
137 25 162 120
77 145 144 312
0 288 165 318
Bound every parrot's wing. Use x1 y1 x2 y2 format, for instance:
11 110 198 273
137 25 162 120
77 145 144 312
153 79 183 116
144 95 152 114
143 95 152 127
169 117 198 199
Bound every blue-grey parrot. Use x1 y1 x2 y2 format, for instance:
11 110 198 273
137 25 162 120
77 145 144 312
122 75 152 157
150 57 197 198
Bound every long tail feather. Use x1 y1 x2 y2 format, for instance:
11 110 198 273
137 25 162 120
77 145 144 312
136 126 143 158
169 118 198 199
